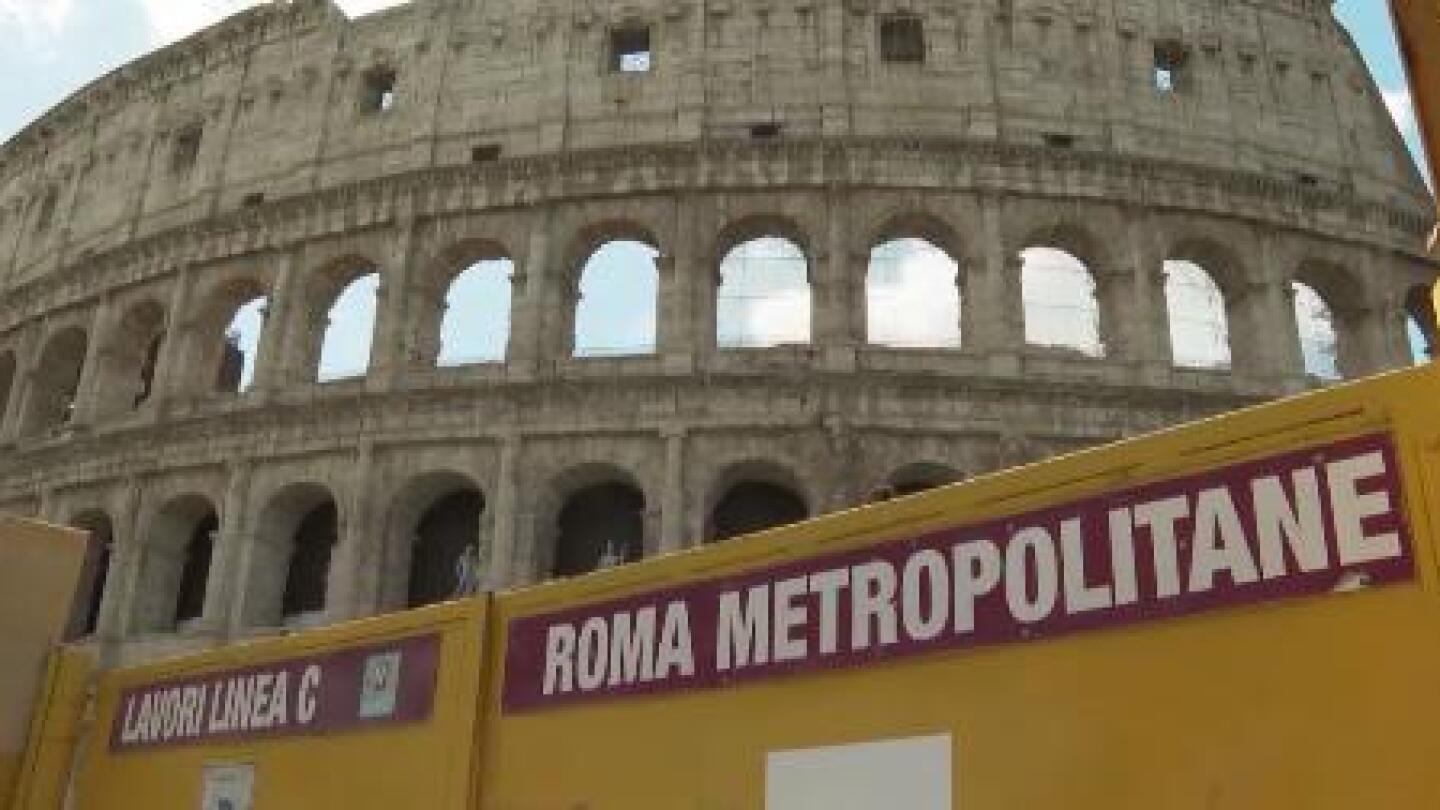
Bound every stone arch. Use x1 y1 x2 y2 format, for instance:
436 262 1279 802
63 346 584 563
705 459 810 543
381 470 486 610
187 275 269 396
66 509 114 640
242 482 339 627
421 239 515 368
1293 260 1366 379
1403 282 1437 362
714 215 813 349
93 298 167 418
21 326 87 436
1164 237 1248 371
559 220 662 358
302 254 382 383
131 493 218 633
866 233 963 348
540 463 647 578
871 461 963 501
1019 246 1105 357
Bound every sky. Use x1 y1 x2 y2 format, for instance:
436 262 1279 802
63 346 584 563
0 0 1430 377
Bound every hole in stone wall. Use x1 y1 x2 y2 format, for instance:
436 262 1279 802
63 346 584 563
880 15 926 63
438 259 513 366
610 26 653 73
1043 132 1075 149
866 237 962 349
1163 260 1232 370
241 192 265 208
750 122 783 140
361 67 398 112
1153 40 1188 93
471 144 502 163
171 123 203 174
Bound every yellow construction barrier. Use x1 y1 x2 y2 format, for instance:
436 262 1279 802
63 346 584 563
52 365 1440 808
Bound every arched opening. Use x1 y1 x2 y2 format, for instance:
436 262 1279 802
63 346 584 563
866 238 962 348
1292 281 1341 380
132 495 218 632
408 489 485 607
22 327 87 436
553 482 645 577
1404 283 1437 363
0 351 16 431
573 240 659 357
318 272 379 382
717 236 811 348
438 258 513 366
66 510 114 640
219 296 266 393
174 513 218 624
95 300 167 418
189 278 269 396
243 483 338 628
1163 260 1232 370
282 501 338 620
1021 247 1104 357
709 481 808 542
872 462 962 502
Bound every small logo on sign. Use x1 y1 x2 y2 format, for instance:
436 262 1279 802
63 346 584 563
359 651 402 719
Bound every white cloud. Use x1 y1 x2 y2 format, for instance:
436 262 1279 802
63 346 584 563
137 1 410 47
1384 89 1416 133
138 0 256 45
0 0 77 55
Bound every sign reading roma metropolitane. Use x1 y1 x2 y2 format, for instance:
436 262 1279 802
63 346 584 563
111 634 440 751
503 433 1413 712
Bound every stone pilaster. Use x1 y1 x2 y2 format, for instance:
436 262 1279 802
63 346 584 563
368 216 419 391
70 297 121 426
252 251 299 393
973 195 1024 373
485 435 523 589
659 427 686 553
202 460 251 638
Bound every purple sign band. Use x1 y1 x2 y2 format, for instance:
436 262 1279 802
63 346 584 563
503 433 1413 713
111 633 440 752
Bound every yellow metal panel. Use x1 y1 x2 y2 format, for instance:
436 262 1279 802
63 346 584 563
74 600 486 810
0 519 89 809
8 647 94 810
478 366 1440 809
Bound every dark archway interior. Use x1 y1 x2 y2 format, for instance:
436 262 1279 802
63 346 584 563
710 481 808 542
408 489 484 608
281 502 337 618
554 482 644 577
68 513 114 639
1405 284 1437 359
174 512 218 623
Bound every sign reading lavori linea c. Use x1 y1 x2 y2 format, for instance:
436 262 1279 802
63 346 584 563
503 433 1413 712
111 634 439 751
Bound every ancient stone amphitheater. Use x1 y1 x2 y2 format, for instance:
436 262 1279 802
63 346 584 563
0 0 1433 664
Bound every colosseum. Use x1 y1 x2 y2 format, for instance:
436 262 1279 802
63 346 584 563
0 0 1434 665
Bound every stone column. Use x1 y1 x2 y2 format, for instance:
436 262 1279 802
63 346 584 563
484 435 523 590
973 196 1024 374
149 266 197 416
1120 216 1172 381
329 440 381 621
103 480 144 640
202 460 251 639
507 213 554 378
659 427 686 553
70 297 121 426
1257 237 1307 391
252 251 300 393
368 217 419 391
815 194 860 369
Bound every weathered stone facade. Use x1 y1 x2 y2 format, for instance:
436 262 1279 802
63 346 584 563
0 0 1433 666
